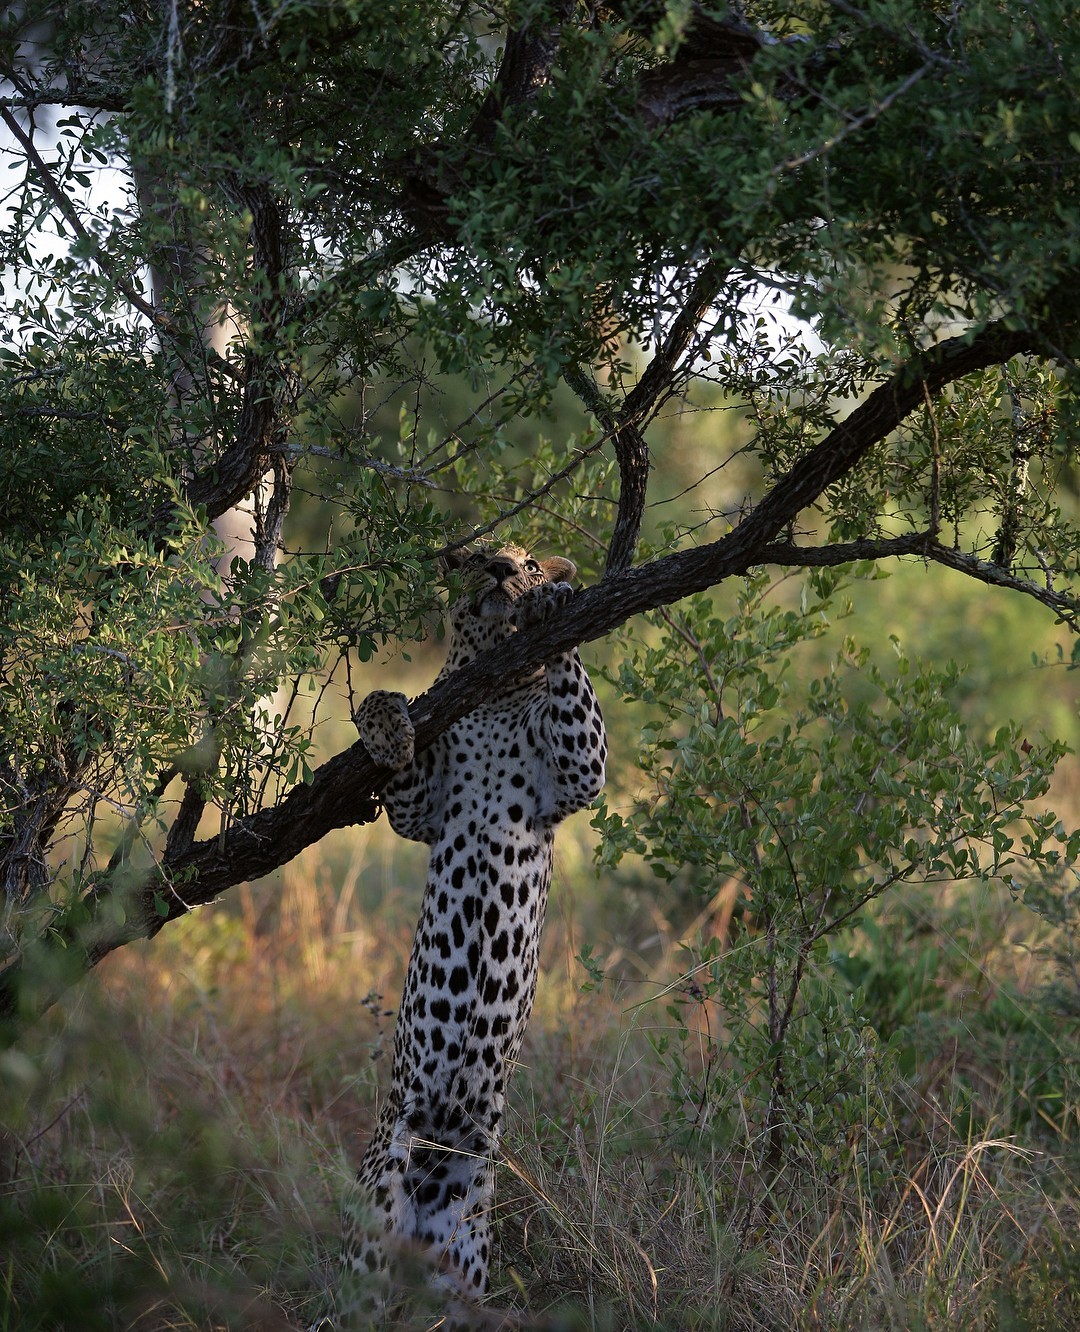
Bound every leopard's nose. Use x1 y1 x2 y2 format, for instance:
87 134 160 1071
487 558 518 584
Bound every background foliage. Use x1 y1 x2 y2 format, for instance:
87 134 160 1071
1 0 1079 1328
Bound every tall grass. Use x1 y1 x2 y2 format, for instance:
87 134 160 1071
2 808 1077 1330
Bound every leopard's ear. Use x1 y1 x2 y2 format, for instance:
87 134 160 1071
542 556 576 584
441 546 471 574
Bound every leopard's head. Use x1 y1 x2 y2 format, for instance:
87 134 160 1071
444 544 575 624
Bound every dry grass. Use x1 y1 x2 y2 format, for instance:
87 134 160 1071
2 816 1078 1332
493 992 1079 1332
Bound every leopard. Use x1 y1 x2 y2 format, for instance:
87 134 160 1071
334 542 607 1327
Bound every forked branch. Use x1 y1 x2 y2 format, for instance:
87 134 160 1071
566 260 731 574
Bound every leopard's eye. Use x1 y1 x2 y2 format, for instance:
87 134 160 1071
524 559 541 572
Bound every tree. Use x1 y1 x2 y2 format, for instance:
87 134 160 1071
1 0 1078 1031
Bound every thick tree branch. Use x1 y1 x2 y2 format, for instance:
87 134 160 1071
395 4 765 241
184 183 291 520
0 88 128 113
635 15 761 130
0 319 1045 1027
466 3 576 149
563 362 653 575
623 262 731 422
397 4 576 236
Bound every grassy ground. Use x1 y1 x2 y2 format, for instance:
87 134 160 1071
2 807 1078 1331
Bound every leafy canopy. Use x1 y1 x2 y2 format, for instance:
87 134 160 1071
0 0 1078 1017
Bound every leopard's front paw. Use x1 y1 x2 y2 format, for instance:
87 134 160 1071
515 579 574 628
354 690 415 770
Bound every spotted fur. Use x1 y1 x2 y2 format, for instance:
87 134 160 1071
337 544 607 1325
